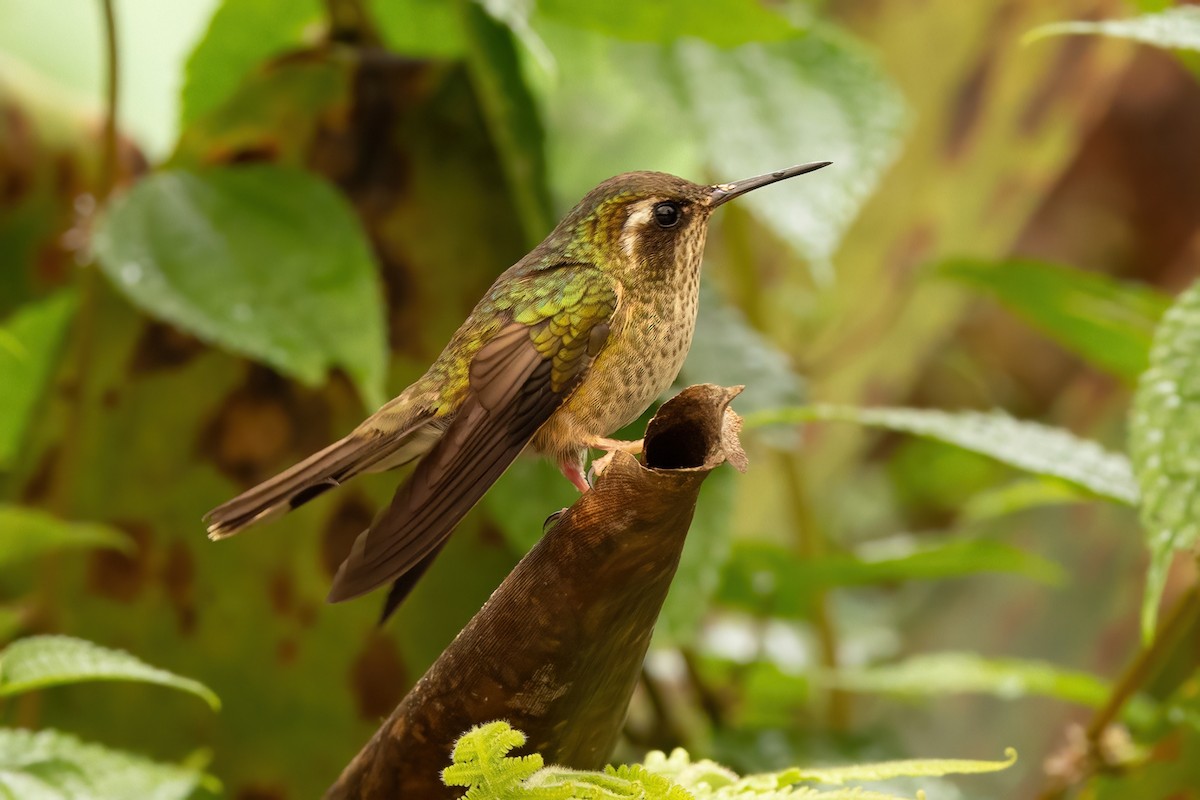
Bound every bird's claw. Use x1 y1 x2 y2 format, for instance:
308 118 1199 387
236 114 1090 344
588 450 617 484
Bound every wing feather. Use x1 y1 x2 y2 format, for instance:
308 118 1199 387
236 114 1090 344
327 268 617 605
203 410 437 540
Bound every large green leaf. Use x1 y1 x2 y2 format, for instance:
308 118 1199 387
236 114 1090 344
0 292 76 470
718 537 1060 618
530 21 907 281
93 165 388 407
1026 7 1200 52
938 258 1169 383
1130 278 1200 636
0 506 130 569
0 636 219 710
536 0 798 47
369 0 466 56
677 284 806 416
180 0 322 126
669 27 906 282
748 405 1139 505
0 728 209 800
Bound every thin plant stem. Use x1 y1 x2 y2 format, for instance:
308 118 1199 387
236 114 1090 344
1087 584 1200 742
1036 582 1200 799
98 0 119 201
32 0 121 642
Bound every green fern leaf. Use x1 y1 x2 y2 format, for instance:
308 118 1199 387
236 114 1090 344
444 722 1016 799
779 749 1017 784
441 722 546 798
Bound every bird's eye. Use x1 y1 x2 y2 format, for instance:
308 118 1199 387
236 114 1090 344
653 201 681 229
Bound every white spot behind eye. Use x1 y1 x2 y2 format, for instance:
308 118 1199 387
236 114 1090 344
619 200 657 259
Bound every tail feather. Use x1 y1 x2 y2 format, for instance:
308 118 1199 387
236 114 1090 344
204 413 441 540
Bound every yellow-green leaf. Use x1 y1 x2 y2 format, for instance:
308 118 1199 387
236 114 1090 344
0 636 220 711
1130 277 1200 636
783 749 1016 785
180 0 322 126
748 405 1138 505
938 258 1169 383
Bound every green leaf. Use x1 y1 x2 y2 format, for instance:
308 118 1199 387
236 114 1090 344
782 750 1017 785
718 537 1060 617
461 1 554 243
173 53 354 168
677 284 806 416
1026 7 1200 52
180 0 322 126
812 652 1139 712
369 0 466 56
441 721 545 795
532 23 907 281
1130 278 1200 636
0 292 76 470
537 0 798 47
748 405 1139 505
961 478 1097 523
0 505 131 569
93 165 387 407
639 749 922 799
0 636 220 710
669 27 907 282
938 258 1169 382
0 727 210 800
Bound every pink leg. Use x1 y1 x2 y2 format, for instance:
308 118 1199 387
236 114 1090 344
559 459 591 493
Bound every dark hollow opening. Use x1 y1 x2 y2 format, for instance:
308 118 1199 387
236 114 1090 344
644 418 709 470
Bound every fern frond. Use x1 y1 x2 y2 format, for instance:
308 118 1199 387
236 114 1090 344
443 721 1015 800
779 748 1018 785
441 721 545 798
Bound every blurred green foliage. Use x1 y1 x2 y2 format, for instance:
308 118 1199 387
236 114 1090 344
2 0 1200 797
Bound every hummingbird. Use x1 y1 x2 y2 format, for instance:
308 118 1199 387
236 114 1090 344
204 162 830 614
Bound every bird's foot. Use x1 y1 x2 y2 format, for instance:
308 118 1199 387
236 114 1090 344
585 437 644 483
586 437 644 456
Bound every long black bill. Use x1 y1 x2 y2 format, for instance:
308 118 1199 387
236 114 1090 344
707 161 832 208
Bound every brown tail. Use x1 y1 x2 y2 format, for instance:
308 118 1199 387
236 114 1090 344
204 416 440 540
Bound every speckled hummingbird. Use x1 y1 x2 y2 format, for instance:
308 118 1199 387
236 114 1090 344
205 162 830 613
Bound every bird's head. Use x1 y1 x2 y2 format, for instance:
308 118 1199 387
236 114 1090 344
552 162 831 282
